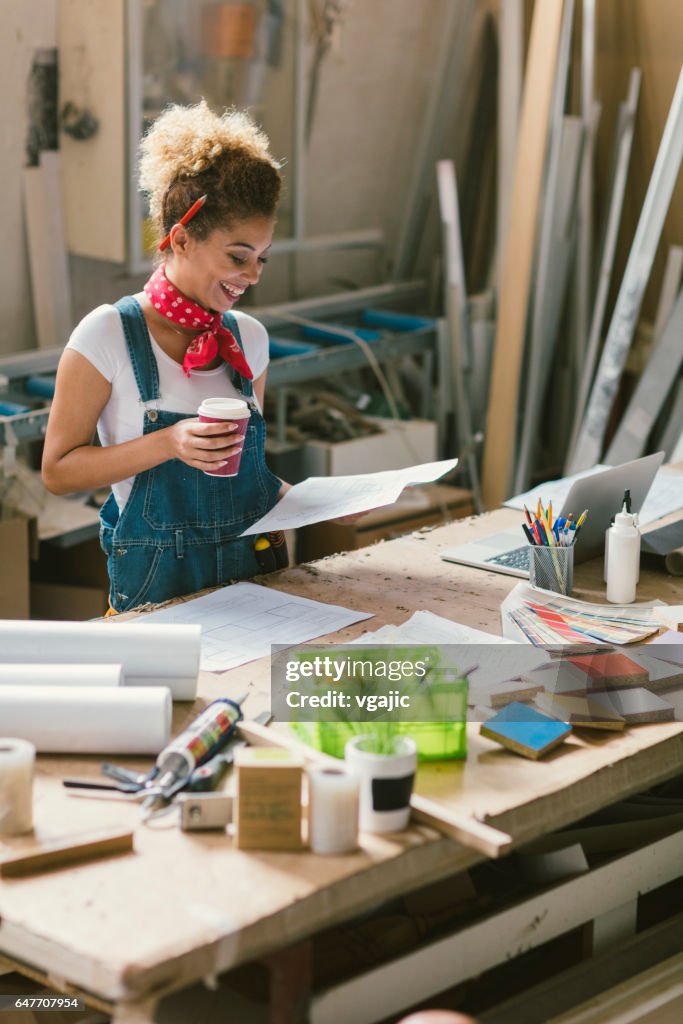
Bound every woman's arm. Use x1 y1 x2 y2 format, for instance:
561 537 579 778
42 351 244 495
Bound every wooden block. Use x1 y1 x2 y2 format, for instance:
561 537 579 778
468 677 543 708
567 653 649 690
234 747 304 851
0 829 134 877
480 702 572 760
626 653 683 691
535 692 626 731
589 688 675 725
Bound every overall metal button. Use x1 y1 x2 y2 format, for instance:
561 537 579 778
147 409 158 422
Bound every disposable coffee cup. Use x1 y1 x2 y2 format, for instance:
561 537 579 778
197 397 250 477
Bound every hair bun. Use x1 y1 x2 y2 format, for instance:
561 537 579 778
139 100 278 226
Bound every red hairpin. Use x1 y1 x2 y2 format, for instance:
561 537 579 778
159 194 208 251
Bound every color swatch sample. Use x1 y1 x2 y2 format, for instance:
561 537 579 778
480 702 572 759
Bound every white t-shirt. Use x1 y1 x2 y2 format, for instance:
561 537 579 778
66 302 270 511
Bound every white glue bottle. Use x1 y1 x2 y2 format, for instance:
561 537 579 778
604 489 631 583
606 501 640 604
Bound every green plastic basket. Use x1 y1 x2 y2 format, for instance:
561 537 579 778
290 679 468 762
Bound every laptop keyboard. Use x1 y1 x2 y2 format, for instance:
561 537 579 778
486 545 530 571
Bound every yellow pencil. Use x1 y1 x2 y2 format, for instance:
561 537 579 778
575 509 588 530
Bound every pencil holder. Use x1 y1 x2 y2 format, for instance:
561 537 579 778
529 545 574 596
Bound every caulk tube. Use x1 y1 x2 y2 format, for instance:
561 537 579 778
141 698 243 813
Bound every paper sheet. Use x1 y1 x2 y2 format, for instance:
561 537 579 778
240 458 458 535
505 466 682 526
140 583 373 672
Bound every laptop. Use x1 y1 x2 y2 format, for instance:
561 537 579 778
441 452 665 578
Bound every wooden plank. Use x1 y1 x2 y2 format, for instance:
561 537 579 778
566 70 641 469
436 159 482 511
548 952 683 1024
481 0 566 508
568 65 683 472
572 0 597 364
658 379 683 460
652 244 683 341
496 0 523 288
23 154 73 349
0 830 134 878
513 0 579 491
58 0 126 261
605 288 683 464
481 915 683 1024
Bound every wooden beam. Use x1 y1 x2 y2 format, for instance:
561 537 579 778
482 0 566 508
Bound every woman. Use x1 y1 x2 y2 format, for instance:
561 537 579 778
43 101 289 611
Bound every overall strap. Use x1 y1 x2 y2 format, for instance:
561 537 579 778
223 312 253 398
114 296 160 405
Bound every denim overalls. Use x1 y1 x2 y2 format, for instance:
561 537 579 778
99 297 281 612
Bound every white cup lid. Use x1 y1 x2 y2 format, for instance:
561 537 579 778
198 397 250 418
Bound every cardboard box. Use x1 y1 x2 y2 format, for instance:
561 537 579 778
30 536 109 620
0 515 31 619
30 582 108 621
297 483 473 562
32 537 108 590
301 417 437 477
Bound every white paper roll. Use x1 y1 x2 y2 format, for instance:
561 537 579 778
0 738 35 836
0 665 123 688
0 621 200 700
0 686 172 754
308 766 359 855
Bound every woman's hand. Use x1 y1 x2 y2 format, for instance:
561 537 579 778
164 418 244 471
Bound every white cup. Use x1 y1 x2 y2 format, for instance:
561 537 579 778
197 397 251 477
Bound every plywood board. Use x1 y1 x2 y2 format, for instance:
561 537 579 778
605 288 683 464
23 154 73 348
58 0 126 261
569 65 683 471
482 0 565 507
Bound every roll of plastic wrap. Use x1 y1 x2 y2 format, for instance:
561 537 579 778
0 686 172 754
0 621 200 701
0 738 35 836
0 665 123 688
308 766 359 855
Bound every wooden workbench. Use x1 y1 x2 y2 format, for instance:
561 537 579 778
0 507 682 1023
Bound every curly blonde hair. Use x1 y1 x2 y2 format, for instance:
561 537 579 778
139 100 282 247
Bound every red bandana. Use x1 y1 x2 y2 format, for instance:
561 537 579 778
144 265 253 380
